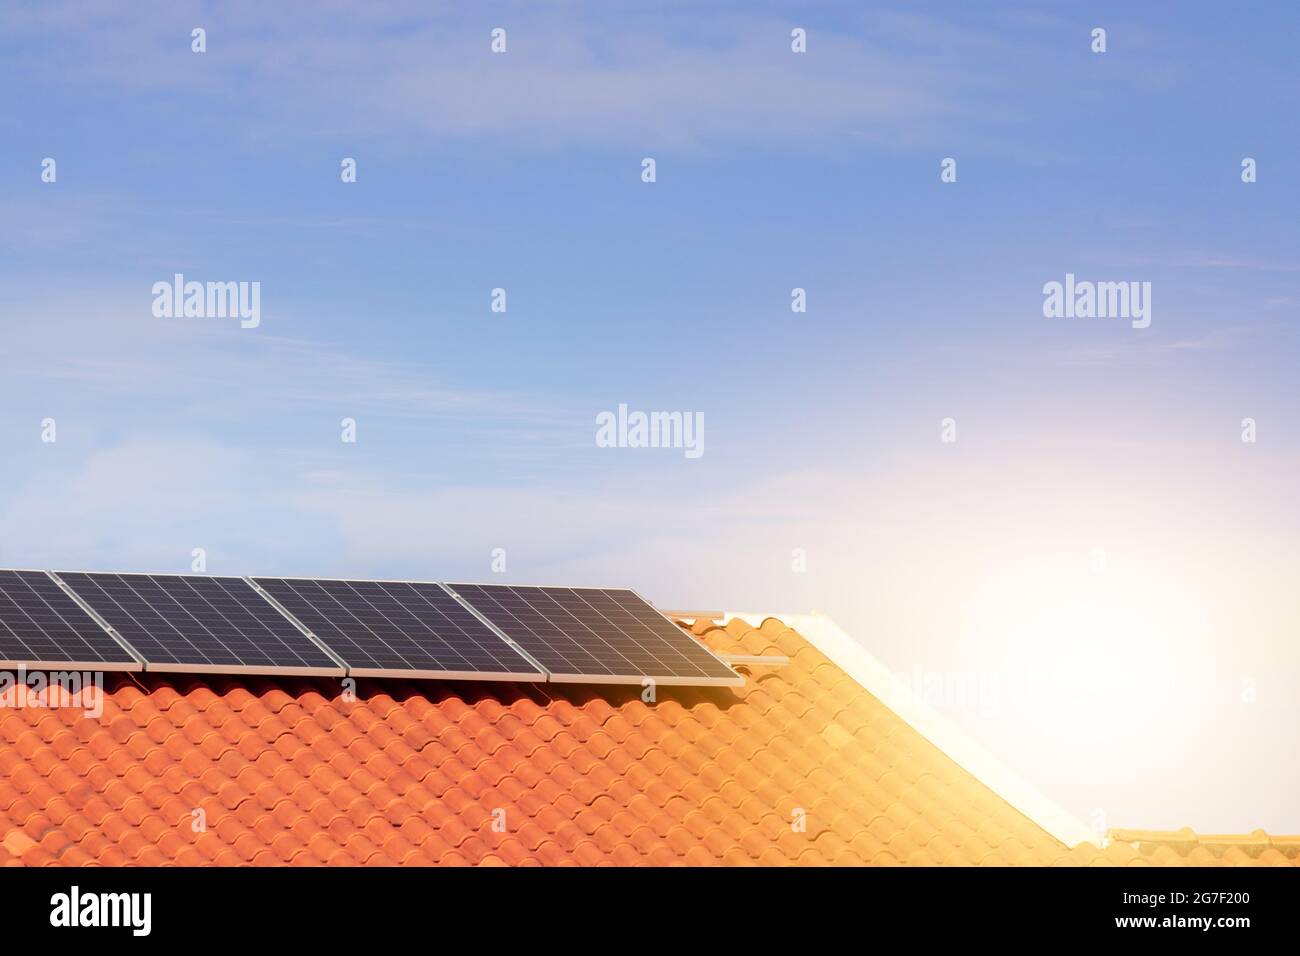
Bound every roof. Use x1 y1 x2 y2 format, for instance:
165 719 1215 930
0 615 1293 866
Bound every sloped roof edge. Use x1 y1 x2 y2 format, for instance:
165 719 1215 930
724 610 1098 849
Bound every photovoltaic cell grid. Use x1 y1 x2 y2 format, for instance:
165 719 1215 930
447 584 742 686
252 578 544 680
0 570 138 669
56 572 343 676
0 568 739 688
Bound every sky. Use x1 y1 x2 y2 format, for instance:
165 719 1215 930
1 1 1298 836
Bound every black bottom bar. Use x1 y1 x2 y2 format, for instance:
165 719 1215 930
0 865 1288 942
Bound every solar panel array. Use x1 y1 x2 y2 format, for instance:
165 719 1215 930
56 572 343 676
447 584 742 686
0 570 139 670
252 577 543 680
0 568 741 687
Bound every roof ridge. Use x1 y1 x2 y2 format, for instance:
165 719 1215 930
1108 828 1300 855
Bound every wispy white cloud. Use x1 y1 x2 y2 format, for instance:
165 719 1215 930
1196 255 1300 274
5 2 967 150
0 195 129 251
946 322 1270 369
0 292 580 442
1050 324 1262 366
0 437 259 569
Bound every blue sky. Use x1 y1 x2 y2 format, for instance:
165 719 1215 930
1 1 1298 834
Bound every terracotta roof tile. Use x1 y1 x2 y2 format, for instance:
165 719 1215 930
0 616 1289 865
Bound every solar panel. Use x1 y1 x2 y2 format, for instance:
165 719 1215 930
0 569 140 670
251 577 545 681
446 584 742 686
55 572 344 676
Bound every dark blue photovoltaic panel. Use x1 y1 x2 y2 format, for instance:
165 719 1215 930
57 572 342 675
0 569 138 669
252 577 544 680
446 584 741 686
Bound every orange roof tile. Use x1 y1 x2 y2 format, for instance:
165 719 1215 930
0 616 1290 866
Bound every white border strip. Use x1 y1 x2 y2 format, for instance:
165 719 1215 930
724 610 1097 849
